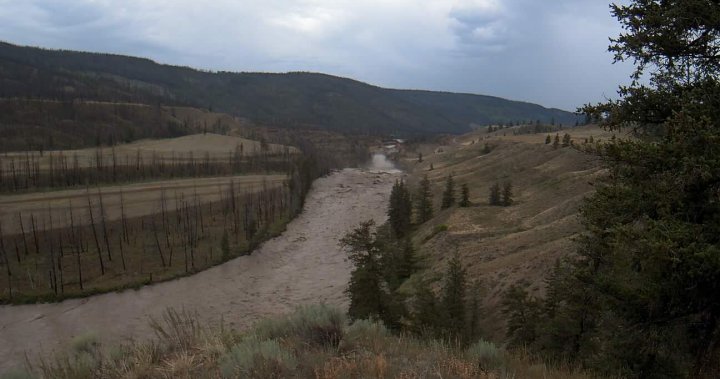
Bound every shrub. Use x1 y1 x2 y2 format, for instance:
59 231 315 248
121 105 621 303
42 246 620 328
253 304 345 348
423 224 448 242
219 337 296 378
342 319 389 351
70 332 99 355
465 339 503 371
0 369 36 379
148 308 202 352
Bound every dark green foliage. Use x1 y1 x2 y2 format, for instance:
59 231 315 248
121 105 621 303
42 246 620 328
0 42 581 138
415 175 434 224
501 182 513 207
514 1 720 377
488 183 501 206
459 184 471 207
388 180 412 238
442 252 467 338
482 143 492 154
561 133 571 147
552 134 560 149
502 285 542 348
221 230 230 260
440 174 455 210
545 135 551 144
340 221 416 330
409 253 481 344
411 279 444 336
397 239 418 283
340 221 395 326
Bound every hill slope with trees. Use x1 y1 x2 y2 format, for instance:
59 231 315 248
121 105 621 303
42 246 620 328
0 42 580 136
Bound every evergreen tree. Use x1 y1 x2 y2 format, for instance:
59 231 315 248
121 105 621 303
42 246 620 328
388 179 412 238
533 1 720 376
440 174 455 209
488 183 501 206
412 279 443 337
562 133 571 147
340 221 393 324
502 182 513 206
552 134 560 149
459 183 471 207
442 252 467 339
502 284 541 348
418 152 423 162
397 238 417 282
482 143 492 154
415 175 434 224
545 134 552 144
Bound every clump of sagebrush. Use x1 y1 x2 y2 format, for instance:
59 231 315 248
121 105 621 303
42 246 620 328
252 304 345 348
219 337 296 378
10 304 609 379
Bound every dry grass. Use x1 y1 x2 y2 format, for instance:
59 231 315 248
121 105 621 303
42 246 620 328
0 133 298 171
0 174 285 234
398 125 611 341
6 305 607 379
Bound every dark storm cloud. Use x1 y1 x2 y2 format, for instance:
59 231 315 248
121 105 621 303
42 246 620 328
0 0 632 110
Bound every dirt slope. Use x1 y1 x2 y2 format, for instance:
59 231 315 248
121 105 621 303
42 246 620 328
402 125 614 340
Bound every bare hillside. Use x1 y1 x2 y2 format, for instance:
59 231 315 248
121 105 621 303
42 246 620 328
401 125 615 340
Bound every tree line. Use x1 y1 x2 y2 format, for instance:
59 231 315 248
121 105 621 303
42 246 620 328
503 1 720 378
0 146 295 193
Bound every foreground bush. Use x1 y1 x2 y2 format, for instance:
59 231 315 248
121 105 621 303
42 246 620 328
5 305 606 379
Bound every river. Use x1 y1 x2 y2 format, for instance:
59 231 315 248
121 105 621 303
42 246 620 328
0 155 399 372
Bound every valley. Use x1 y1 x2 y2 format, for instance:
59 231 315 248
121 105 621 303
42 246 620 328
0 160 399 373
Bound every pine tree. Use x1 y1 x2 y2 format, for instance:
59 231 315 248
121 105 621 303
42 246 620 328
415 175 434 224
397 238 417 282
488 183 501 206
562 133 571 147
418 152 423 162
442 252 467 339
412 279 443 337
552 134 560 149
545 135 552 144
459 183 471 207
341 221 393 324
502 182 513 206
482 143 492 154
388 179 412 237
440 174 455 209
502 284 541 348
536 1 720 376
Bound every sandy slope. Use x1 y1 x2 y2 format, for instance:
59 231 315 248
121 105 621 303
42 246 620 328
0 162 399 373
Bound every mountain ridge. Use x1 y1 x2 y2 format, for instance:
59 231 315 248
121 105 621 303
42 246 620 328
0 41 581 135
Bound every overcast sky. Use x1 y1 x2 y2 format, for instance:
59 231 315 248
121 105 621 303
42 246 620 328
0 0 632 111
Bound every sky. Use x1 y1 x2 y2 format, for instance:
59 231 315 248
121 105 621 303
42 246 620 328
0 0 633 111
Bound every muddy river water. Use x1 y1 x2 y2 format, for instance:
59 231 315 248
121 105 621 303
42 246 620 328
0 155 400 372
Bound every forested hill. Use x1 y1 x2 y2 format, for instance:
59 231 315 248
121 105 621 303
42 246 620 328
0 42 580 135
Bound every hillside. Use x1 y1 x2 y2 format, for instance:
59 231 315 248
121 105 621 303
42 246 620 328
398 125 617 340
0 42 581 135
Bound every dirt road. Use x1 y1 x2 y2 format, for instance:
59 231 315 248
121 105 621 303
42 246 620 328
0 161 400 373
